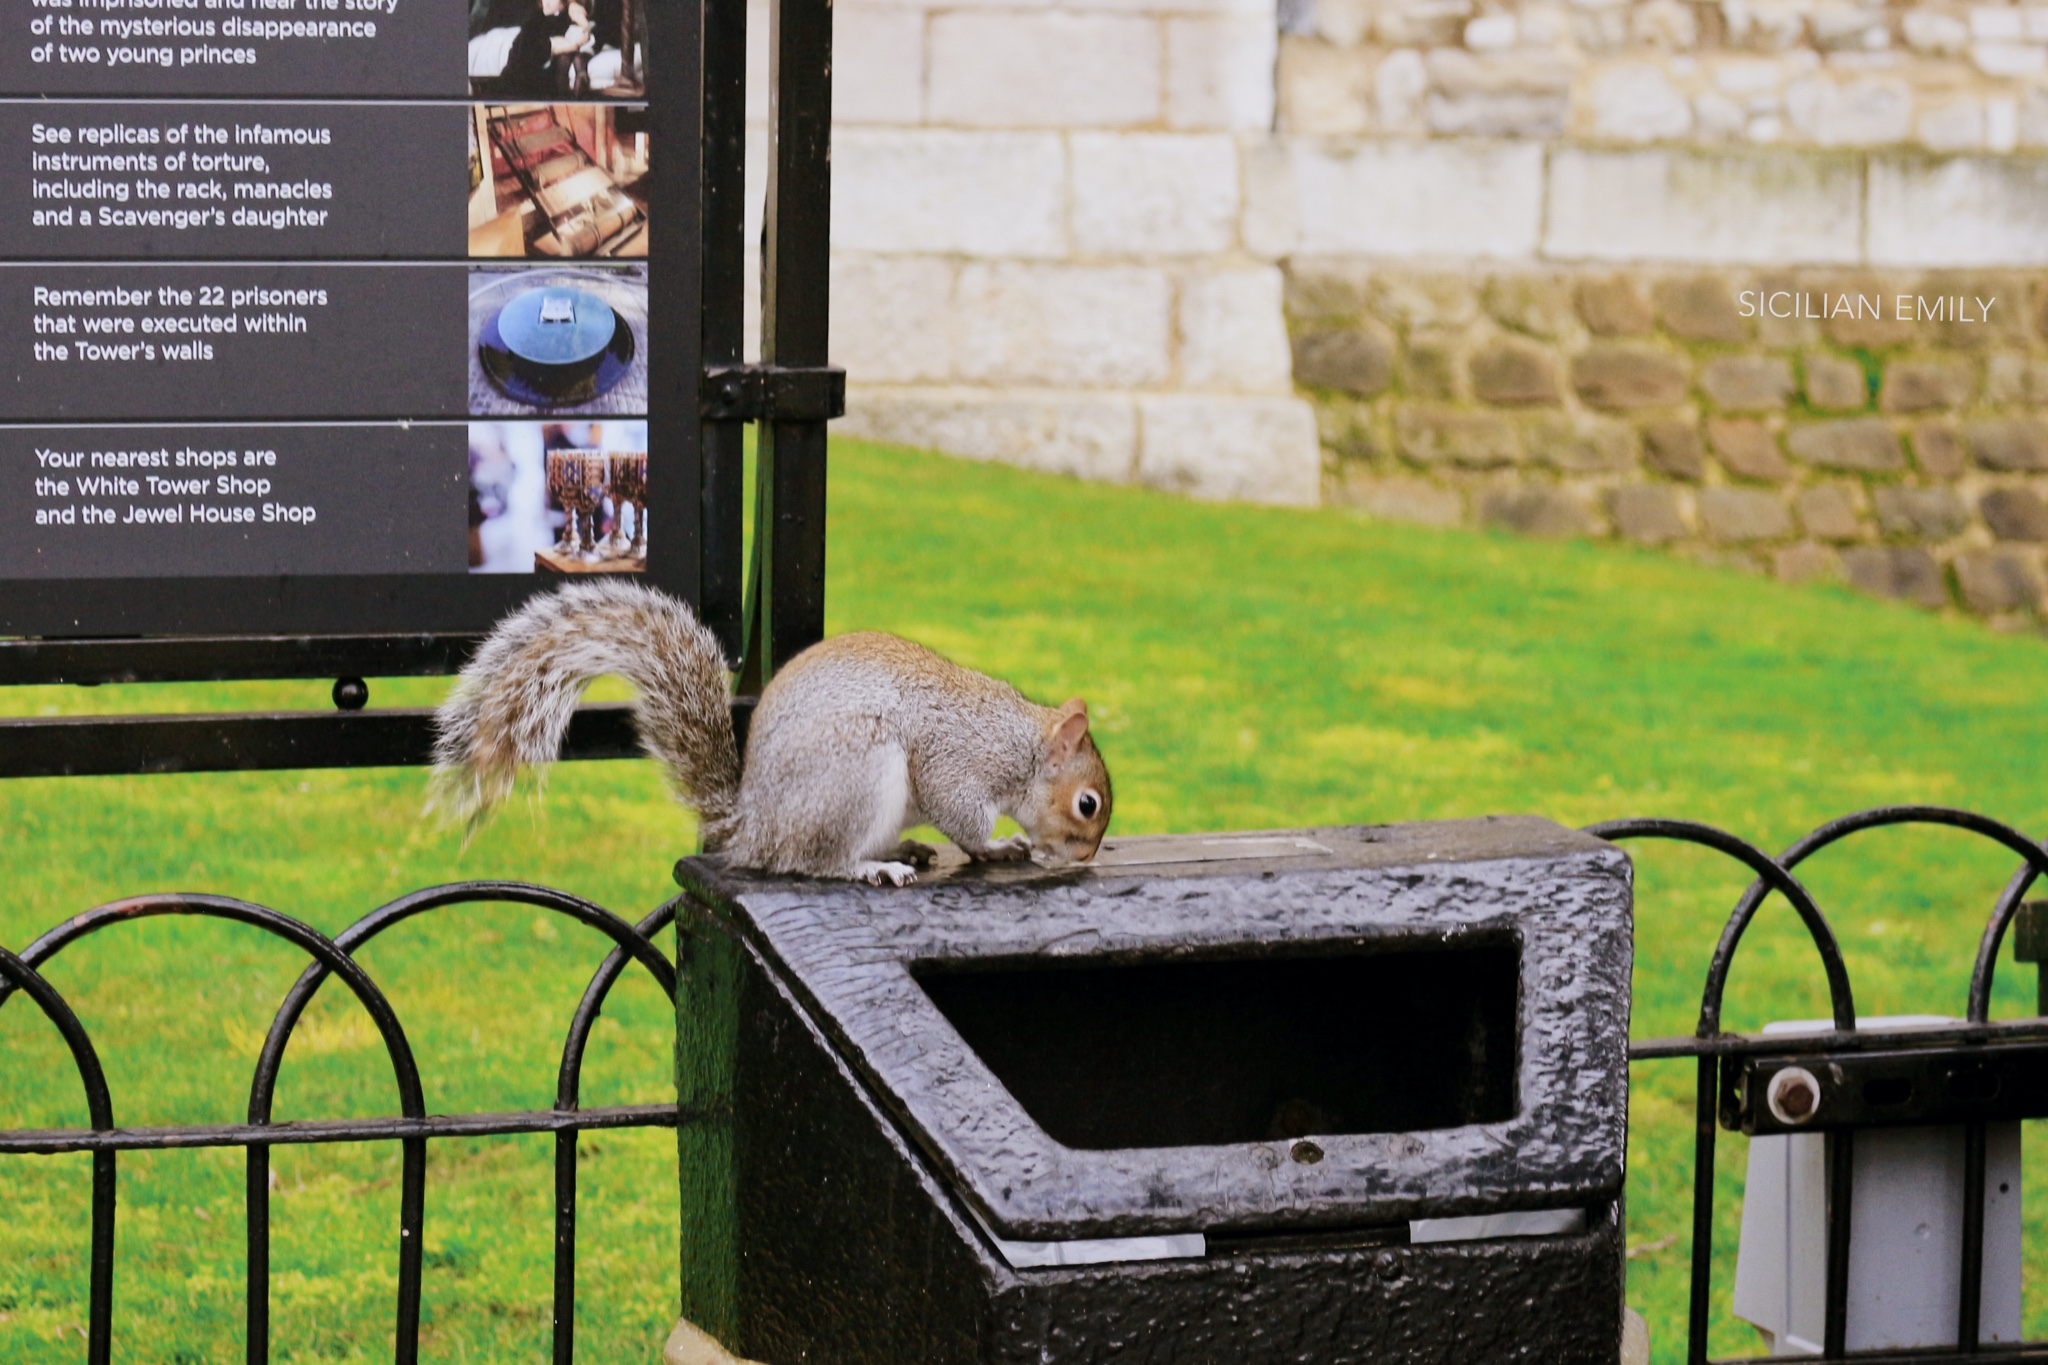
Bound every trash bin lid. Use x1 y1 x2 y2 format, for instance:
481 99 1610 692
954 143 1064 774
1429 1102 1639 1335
677 816 1631 1242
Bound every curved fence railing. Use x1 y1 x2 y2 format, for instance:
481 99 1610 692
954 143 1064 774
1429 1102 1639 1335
1597 805 2048 1364
0 883 684 1365
9 810 2048 1365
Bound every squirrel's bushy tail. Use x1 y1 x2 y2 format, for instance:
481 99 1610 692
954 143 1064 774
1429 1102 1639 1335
430 581 741 834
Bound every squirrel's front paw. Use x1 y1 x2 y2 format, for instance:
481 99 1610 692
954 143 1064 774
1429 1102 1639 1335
967 835 1032 863
854 860 918 887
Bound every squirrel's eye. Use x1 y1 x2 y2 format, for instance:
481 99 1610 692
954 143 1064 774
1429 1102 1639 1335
1075 789 1100 820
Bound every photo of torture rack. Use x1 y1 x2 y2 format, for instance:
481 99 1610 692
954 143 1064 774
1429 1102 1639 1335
473 105 648 259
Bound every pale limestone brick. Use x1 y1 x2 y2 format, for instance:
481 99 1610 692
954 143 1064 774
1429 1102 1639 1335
1279 39 1374 134
1522 4 1573 44
1376 48 1431 130
1711 54 1803 93
1545 148 1863 263
1379 0 1476 47
838 385 1138 485
832 7 925 126
833 129 1066 259
1290 140 1546 257
1784 76 1913 144
1988 97 2018 152
928 13 1161 128
1919 97 1988 150
1971 42 2048 74
1425 49 1579 136
1810 0 1889 49
1868 156 2048 267
1723 0 1814 51
1631 0 1701 45
1315 0 1376 45
1071 134 1241 257
1136 395 1323 504
1168 16 1278 131
2022 86 2048 147
1179 268 1297 393
1970 7 2024 40
955 264 1173 388
1903 8 1971 53
1574 7 1634 53
829 256 958 384
1466 13 1521 47
1590 63 1696 139
1695 92 1747 138
1240 142 1300 258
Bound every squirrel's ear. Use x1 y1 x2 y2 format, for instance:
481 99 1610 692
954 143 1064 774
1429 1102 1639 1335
1049 702 1090 764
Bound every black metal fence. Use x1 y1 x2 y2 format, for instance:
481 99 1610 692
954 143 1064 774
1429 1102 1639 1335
1602 804 2048 1364
12 806 2048 1364
0 883 684 1365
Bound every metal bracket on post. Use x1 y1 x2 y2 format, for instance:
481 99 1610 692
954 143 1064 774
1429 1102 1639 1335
2014 899 2048 1016
700 366 845 424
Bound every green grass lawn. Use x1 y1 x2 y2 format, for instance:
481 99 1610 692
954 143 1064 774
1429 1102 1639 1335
4 437 2047 1363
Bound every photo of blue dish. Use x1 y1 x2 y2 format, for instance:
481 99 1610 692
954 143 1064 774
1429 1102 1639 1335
478 285 637 407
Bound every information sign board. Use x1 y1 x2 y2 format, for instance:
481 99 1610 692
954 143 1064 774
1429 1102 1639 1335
0 0 698 640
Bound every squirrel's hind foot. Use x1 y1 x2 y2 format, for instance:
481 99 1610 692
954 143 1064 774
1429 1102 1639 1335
854 860 918 887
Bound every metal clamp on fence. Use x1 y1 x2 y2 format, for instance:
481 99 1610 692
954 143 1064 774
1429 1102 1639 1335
699 365 846 424
1604 806 2048 1365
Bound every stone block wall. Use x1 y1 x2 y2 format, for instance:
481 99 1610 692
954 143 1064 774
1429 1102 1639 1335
739 0 1324 505
1266 0 2048 618
1277 0 2048 155
1296 261 2048 619
729 0 2048 612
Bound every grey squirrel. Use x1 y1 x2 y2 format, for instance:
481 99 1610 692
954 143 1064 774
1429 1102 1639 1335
430 580 1113 885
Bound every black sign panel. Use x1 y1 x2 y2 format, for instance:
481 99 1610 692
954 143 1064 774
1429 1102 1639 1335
0 0 701 643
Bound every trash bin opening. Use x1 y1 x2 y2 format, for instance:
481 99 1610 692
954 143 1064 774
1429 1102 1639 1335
912 938 1520 1151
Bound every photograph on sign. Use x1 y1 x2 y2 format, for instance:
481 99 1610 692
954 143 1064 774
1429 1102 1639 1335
467 0 649 100
468 264 648 415
467 104 648 259
468 420 647 574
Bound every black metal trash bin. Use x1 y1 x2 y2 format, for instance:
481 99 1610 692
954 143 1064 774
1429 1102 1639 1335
673 816 1632 1364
